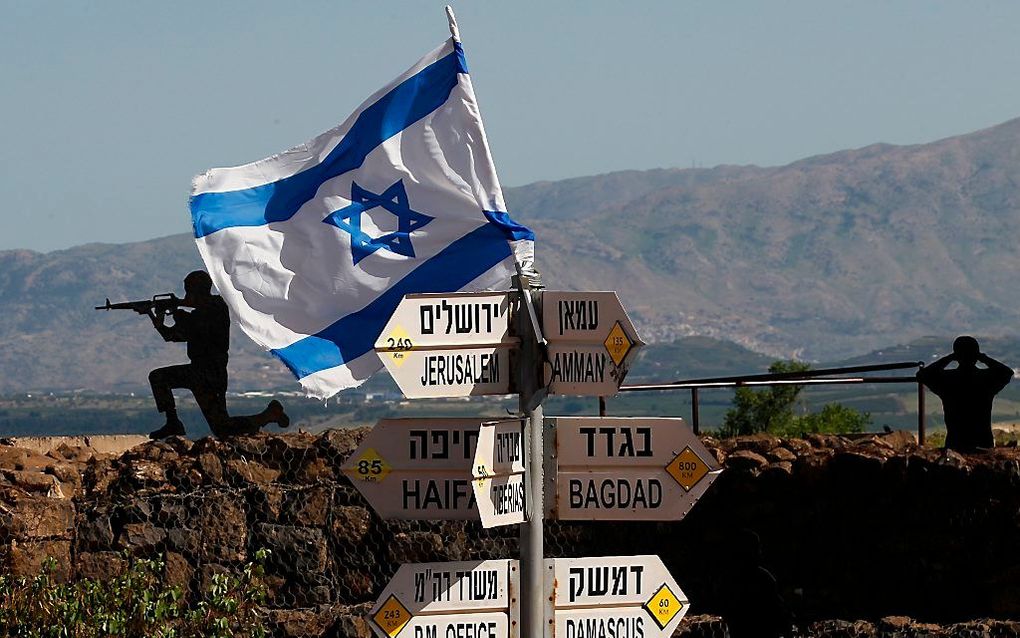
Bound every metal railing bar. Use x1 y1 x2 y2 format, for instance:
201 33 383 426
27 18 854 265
621 375 918 392
621 361 923 391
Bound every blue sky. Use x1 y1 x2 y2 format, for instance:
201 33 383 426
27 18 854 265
2 1 1019 251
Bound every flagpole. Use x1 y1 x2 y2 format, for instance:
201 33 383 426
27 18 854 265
444 9 546 638
445 6 461 42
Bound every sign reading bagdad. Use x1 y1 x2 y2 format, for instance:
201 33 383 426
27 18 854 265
375 292 517 399
542 291 645 396
369 559 516 638
190 5 718 638
547 417 722 521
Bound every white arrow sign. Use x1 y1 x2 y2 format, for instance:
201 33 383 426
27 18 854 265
542 291 645 396
547 417 722 521
545 555 689 638
369 559 517 638
376 292 518 399
342 418 482 520
375 292 515 349
368 555 688 638
472 419 527 528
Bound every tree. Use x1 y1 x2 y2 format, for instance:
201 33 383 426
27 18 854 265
777 402 870 436
720 361 810 437
720 361 870 437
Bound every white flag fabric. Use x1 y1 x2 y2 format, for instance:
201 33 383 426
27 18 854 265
190 38 534 398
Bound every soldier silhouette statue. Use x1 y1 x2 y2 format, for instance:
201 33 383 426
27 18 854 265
146 270 289 439
917 336 1012 452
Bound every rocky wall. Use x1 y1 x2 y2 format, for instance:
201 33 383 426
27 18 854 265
1 429 1019 637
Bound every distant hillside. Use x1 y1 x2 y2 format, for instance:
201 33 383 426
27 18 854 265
3 117 1020 391
527 117 1020 358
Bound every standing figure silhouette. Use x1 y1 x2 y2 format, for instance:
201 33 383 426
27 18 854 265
147 270 289 439
917 336 1012 452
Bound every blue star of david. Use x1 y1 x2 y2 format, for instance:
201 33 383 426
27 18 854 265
323 180 434 265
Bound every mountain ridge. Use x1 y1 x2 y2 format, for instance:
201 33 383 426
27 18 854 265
3 116 1020 391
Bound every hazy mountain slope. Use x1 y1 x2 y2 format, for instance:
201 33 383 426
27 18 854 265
530 117 1020 356
2 117 1020 391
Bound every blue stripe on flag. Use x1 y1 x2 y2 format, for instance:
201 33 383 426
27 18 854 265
271 222 513 379
191 48 467 238
483 210 535 241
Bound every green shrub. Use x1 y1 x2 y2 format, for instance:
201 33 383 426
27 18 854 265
720 360 871 437
0 550 271 638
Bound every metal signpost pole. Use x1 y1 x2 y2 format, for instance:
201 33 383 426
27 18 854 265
515 272 546 638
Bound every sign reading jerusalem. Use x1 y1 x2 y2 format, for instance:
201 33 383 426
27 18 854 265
547 417 722 521
375 292 517 399
542 291 645 396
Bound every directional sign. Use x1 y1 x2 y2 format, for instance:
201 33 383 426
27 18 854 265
369 559 517 638
546 417 722 521
342 418 483 520
541 291 645 396
382 347 512 399
376 292 518 399
472 420 527 528
376 292 515 350
545 555 689 638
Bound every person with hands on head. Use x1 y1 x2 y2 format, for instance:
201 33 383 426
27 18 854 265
917 336 1012 452
146 270 289 440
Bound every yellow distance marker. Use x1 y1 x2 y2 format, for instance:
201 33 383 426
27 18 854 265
381 325 414 368
372 594 412 637
665 446 709 492
603 320 633 366
644 583 685 629
345 448 393 483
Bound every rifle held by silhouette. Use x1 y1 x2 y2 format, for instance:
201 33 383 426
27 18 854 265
95 293 182 316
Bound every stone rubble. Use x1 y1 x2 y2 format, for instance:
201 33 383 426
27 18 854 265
0 429 1018 637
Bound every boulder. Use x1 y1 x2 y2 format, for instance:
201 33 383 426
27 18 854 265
193 490 248 563
76 551 127 581
806 619 877 637
225 458 281 485
675 615 730 638
317 428 369 466
878 429 918 452
725 450 769 473
195 452 224 483
2 470 65 498
332 506 372 545
5 539 72 581
766 447 798 463
163 550 193 593
117 522 166 552
254 523 329 584
734 434 783 455
283 486 332 527
165 527 202 559
269 608 333 638
0 492 74 540
76 507 114 550
387 531 445 565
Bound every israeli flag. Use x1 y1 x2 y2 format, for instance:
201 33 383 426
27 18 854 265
190 37 534 398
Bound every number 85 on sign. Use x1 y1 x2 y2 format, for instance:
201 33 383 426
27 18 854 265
349 448 392 483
